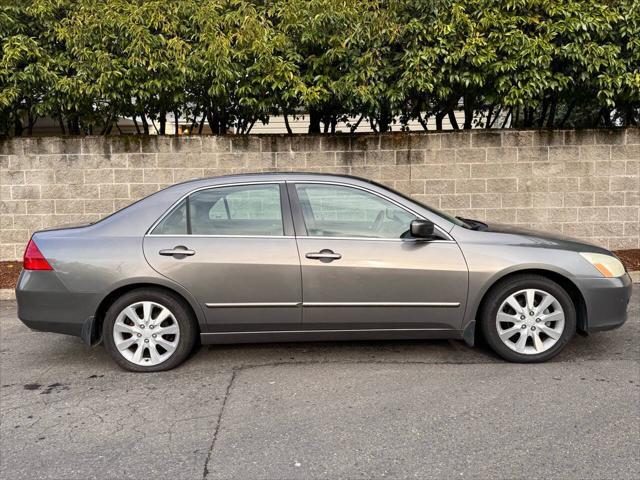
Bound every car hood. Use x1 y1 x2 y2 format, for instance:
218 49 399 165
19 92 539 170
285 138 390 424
478 222 611 254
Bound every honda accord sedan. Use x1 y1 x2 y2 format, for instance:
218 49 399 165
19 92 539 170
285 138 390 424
16 173 632 371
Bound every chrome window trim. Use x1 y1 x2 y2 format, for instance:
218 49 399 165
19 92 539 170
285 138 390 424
145 178 455 242
148 234 296 239
146 180 286 236
146 233 453 243
290 180 454 241
295 235 455 244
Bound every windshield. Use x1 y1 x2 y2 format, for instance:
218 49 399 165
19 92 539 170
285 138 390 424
371 180 472 229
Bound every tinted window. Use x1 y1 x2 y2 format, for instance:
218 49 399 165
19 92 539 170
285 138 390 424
295 184 415 238
152 184 284 236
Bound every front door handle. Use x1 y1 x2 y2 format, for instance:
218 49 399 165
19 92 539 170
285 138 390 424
159 246 195 257
305 249 342 262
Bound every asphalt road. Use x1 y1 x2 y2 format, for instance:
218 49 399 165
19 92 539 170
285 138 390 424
1 295 638 480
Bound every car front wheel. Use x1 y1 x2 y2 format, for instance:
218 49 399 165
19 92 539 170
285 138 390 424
480 274 576 363
103 289 197 372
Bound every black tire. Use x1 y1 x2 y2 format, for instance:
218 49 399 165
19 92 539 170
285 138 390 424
479 274 576 363
103 288 197 372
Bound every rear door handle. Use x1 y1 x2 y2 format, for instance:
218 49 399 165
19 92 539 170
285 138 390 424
159 246 195 257
305 250 342 262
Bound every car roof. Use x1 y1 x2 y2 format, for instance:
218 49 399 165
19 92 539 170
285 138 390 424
173 171 380 188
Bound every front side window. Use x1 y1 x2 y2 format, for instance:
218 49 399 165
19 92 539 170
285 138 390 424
295 184 416 239
152 184 283 236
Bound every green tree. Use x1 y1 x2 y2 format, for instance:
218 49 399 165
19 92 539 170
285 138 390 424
188 0 303 134
1 0 638 136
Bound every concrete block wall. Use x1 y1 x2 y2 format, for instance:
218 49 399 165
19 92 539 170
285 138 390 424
1 129 638 260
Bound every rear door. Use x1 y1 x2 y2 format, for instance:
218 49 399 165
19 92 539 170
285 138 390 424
143 182 302 333
290 182 468 332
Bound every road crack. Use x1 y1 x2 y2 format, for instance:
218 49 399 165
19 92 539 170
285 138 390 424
202 369 237 480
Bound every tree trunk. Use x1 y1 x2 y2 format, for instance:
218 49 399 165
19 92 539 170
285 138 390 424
221 110 229 134
102 121 113 135
159 108 166 135
435 110 446 130
524 106 535 128
546 98 558 128
141 112 150 135
350 114 364 133
484 104 494 129
463 96 474 129
625 104 638 126
132 115 141 134
600 107 612 127
174 110 179 135
416 112 429 131
308 109 321 133
245 118 257 135
283 113 293 134
26 110 36 135
378 102 391 132
489 107 503 128
67 114 81 135
57 114 66 135
448 109 459 129
501 107 513 128
13 113 23 136
206 108 216 134
537 98 549 128
189 111 199 132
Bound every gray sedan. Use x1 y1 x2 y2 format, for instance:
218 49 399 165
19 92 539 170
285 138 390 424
16 173 632 371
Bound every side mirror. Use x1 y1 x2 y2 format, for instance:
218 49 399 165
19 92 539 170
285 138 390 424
410 219 435 239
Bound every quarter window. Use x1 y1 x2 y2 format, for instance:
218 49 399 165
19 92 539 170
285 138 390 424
294 184 416 239
152 198 187 235
152 184 284 236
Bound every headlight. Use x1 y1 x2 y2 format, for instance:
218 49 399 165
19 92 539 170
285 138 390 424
579 252 626 278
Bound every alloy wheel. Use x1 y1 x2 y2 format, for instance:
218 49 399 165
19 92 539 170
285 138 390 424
495 288 565 355
112 301 180 366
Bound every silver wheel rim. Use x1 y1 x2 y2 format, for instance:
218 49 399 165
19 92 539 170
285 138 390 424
113 301 180 366
496 288 565 355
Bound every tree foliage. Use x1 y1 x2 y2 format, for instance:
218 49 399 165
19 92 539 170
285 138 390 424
1 0 638 136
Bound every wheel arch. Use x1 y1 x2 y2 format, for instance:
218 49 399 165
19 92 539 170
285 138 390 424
90 281 204 345
472 268 588 339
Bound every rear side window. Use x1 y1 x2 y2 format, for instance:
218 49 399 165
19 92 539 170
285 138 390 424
151 184 284 236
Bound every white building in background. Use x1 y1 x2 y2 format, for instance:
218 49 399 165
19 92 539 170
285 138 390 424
24 111 509 136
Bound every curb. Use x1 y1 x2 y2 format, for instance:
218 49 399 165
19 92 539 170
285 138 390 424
1 272 639 302
1 289 15 301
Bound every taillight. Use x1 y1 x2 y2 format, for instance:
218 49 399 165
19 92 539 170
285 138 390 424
23 238 53 271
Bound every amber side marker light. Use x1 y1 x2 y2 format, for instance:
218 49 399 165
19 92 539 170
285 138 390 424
23 239 53 271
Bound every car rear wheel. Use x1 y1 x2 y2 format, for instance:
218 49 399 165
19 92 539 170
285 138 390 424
103 289 197 372
480 274 576 363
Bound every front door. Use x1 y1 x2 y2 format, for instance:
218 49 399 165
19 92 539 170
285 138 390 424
291 182 468 332
143 182 302 332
